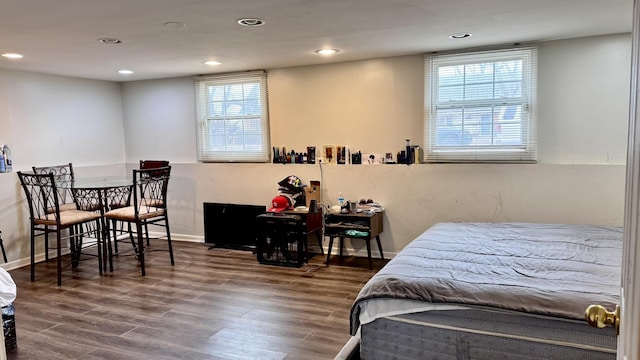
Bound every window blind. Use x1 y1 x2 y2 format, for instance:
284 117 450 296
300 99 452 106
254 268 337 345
424 48 537 163
194 70 270 162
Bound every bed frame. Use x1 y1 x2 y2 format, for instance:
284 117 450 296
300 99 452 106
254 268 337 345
349 222 621 360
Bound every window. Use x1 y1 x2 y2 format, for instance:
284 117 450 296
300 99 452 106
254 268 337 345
195 71 270 162
424 48 537 162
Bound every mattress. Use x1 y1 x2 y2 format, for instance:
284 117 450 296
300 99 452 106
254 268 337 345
360 307 616 360
349 222 622 359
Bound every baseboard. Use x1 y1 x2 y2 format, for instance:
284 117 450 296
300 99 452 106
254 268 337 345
146 231 203 243
0 234 203 272
1 249 73 271
0 234 394 272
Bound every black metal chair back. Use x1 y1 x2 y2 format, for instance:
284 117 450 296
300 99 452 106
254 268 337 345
133 166 171 217
19 172 61 225
32 163 75 208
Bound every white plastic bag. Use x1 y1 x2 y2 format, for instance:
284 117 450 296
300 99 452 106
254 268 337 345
0 268 16 307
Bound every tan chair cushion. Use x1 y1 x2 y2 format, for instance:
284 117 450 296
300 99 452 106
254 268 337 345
105 205 165 221
35 210 101 227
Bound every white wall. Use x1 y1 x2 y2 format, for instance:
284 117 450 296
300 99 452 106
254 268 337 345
121 77 197 163
537 34 630 164
121 33 631 256
268 55 424 154
0 70 126 168
162 162 624 254
0 69 126 265
0 33 628 267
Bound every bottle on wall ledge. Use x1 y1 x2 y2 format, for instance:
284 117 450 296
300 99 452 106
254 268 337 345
0 148 6 173
2 145 12 172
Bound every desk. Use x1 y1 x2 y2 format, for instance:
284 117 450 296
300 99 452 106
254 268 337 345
324 211 384 269
59 176 132 271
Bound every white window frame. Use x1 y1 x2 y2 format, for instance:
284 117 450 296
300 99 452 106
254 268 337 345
195 71 270 162
424 48 537 163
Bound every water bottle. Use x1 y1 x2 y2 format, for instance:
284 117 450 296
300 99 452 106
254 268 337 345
0 151 6 173
337 192 345 207
2 145 11 172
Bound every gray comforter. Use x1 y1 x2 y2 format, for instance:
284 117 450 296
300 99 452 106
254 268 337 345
350 222 622 335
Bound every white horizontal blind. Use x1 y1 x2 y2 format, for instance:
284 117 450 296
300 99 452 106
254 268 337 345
424 48 537 163
195 71 270 162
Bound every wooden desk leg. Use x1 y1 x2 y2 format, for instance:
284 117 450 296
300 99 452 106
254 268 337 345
302 243 308 265
326 236 335 266
365 238 373 270
339 237 344 258
376 235 384 260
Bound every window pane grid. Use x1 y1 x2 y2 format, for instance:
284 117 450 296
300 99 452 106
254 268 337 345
195 71 270 162
434 102 527 147
425 48 536 162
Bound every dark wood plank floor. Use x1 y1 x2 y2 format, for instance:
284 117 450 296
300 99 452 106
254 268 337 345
5 240 384 359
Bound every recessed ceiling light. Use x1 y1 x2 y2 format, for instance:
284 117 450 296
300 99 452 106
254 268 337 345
98 38 123 45
449 32 472 39
1 53 23 59
237 18 265 27
315 49 340 55
163 21 185 29
118 69 133 75
203 60 222 66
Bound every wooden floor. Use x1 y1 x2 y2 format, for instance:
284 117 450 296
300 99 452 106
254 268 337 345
5 240 384 359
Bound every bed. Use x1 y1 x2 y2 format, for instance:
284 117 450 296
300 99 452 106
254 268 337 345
349 222 621 359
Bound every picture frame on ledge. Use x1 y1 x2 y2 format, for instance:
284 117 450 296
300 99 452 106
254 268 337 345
323 145 335 164
362 153 384 165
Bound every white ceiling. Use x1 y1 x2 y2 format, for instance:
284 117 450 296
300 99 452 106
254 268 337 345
0 0 633 82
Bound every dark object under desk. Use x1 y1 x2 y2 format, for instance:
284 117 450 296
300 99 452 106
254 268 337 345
256 209 323 267
324 211 384 269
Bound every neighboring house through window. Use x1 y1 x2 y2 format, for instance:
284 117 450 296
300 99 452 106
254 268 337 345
424 48 537 162
195 71 270 162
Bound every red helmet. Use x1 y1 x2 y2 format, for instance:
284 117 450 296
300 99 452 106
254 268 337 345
268 195 291 212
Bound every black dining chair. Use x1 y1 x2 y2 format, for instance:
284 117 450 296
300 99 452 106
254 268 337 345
110 160 170 253
32 163 76 261
138 160 169 244
18 171 104 286
105 185 134 257
104 166 174 276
